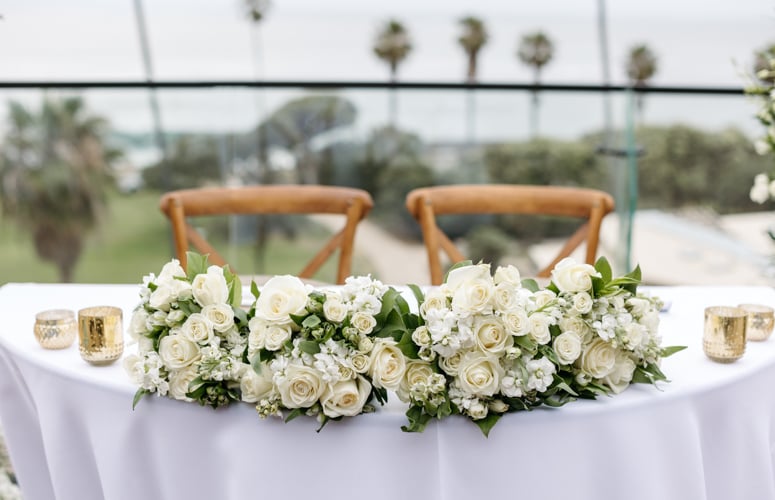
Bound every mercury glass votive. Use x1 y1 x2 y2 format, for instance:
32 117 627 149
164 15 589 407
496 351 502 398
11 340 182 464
737 304 775 342
703 306 747 363
34 309 76 349
78 306 124 365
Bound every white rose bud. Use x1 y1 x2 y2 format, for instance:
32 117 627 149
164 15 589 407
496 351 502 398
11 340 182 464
191 265 229 307
572 292 594 315
411 325 432 347
165 309 186 327
149 284 175 311
438 351 463 375
494 265 521 286
263 324 292 351
323 298 348 323
320 376 372 418
398 360 435 401
420 289 449 319
358 336 374 353
468 401 489 420
528 312 552 345
351 312 377 335
488 399 509 414
443 263 492 293
129 309 150 339
158 259 186 282
351 353 370 373
550 258 601 293
159 335 201 370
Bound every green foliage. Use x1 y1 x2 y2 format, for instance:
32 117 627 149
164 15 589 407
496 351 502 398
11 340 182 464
142 135 221 190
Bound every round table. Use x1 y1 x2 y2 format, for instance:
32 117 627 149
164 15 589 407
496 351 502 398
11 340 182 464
1 283 775 500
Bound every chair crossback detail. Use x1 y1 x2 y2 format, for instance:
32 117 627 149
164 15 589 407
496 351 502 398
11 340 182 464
159 185 374 284
405 184 615 285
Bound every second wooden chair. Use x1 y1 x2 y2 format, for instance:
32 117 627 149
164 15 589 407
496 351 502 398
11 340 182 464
405 184 615 285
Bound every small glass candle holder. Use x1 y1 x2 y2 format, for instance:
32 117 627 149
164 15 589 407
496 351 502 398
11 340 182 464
78 306 124 365
703 306 747 363
737 304 775 342
34 309 76 349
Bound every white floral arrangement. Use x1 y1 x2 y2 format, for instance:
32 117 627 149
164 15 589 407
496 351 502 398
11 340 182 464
397 258 684 435
0 424 21 500
125 253 249 409
125 252 683 435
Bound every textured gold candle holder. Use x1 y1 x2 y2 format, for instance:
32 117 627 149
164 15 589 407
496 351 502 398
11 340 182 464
78 306 124 365
703 306 747 363
34 309 76 349
737 304 775 342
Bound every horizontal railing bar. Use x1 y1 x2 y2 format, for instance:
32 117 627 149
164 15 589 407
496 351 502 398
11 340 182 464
0 80 746 95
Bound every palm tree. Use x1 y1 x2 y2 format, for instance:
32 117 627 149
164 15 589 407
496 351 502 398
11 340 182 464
0 97 115 282
458 16 488 144
517 31 554 138
373 19 412 126
625 44 658 121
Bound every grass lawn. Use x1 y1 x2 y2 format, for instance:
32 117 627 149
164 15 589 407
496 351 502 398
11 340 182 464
0 189 373 285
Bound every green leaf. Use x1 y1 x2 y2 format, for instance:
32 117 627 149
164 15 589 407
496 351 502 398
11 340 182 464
401 405 433 433
284 408 305 423
259 349 274 363
290 313 308 326
376 288 399 323
223 265 242 308
373 386 389 405
396 330 420 359
298 340 321 355
186 251 209 280
251 353 264 375
661 345 687 357
595 256 613 283
521 278 540 293
407 284 425 309
553 380 579 397
233 307 248 326
546 281 560 294
302 315 321 329
473 413 501 437
132 388 149 410
250 280 260 302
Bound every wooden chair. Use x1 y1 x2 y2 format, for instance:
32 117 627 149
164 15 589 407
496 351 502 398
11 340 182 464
159 185 373 284
405 185 615 285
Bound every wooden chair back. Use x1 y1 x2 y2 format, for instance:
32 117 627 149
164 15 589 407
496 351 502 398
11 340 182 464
160 185 374 284
405 184 615 285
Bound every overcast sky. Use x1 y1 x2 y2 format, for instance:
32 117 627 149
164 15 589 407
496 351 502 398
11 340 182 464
1 1 773 140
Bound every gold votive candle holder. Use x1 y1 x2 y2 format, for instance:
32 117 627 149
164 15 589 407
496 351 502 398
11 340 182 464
34 309 76 349
737 303 775 342
78 306 124 365
703 306 747 363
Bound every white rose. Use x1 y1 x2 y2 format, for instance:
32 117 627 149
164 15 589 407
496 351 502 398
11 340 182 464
572 292 594 315
158 259 186 282
180 313 214 345
350 312 377 335
534 289 557 309
473 316 512 355
264 324 292 351
168 366 199 402
148 310 168 327
493 282 518 312
493 264 521 286
457 351 503 397
323 298 348 323
528 312 552 345
123 354 145 385
248 317 268 355
191 265 229 306
443 263 492 293
451 278 494 316
398 360 435 400
138 336 154 352
560 316 592 342
202 303 235 333
149 284 175 311
580 339 617 379
551 258 601 293
502 309 530 336
255 275 308 323
240 366 275 403
602 354 636 394
357 336 374 353
351 353 370 373
488 399 509 414
368 339 407 391
420 289 449 319
165 309 186 327
626 297 650 317
159 335 201 370
438 351 463 375
278 364 324 408
320 376 372 418
553 331 582 365
129 308 150 339
468 401 488 420
411 326 432 347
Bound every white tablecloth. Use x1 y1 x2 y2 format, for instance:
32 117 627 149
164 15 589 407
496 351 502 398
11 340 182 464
1 283 775 500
